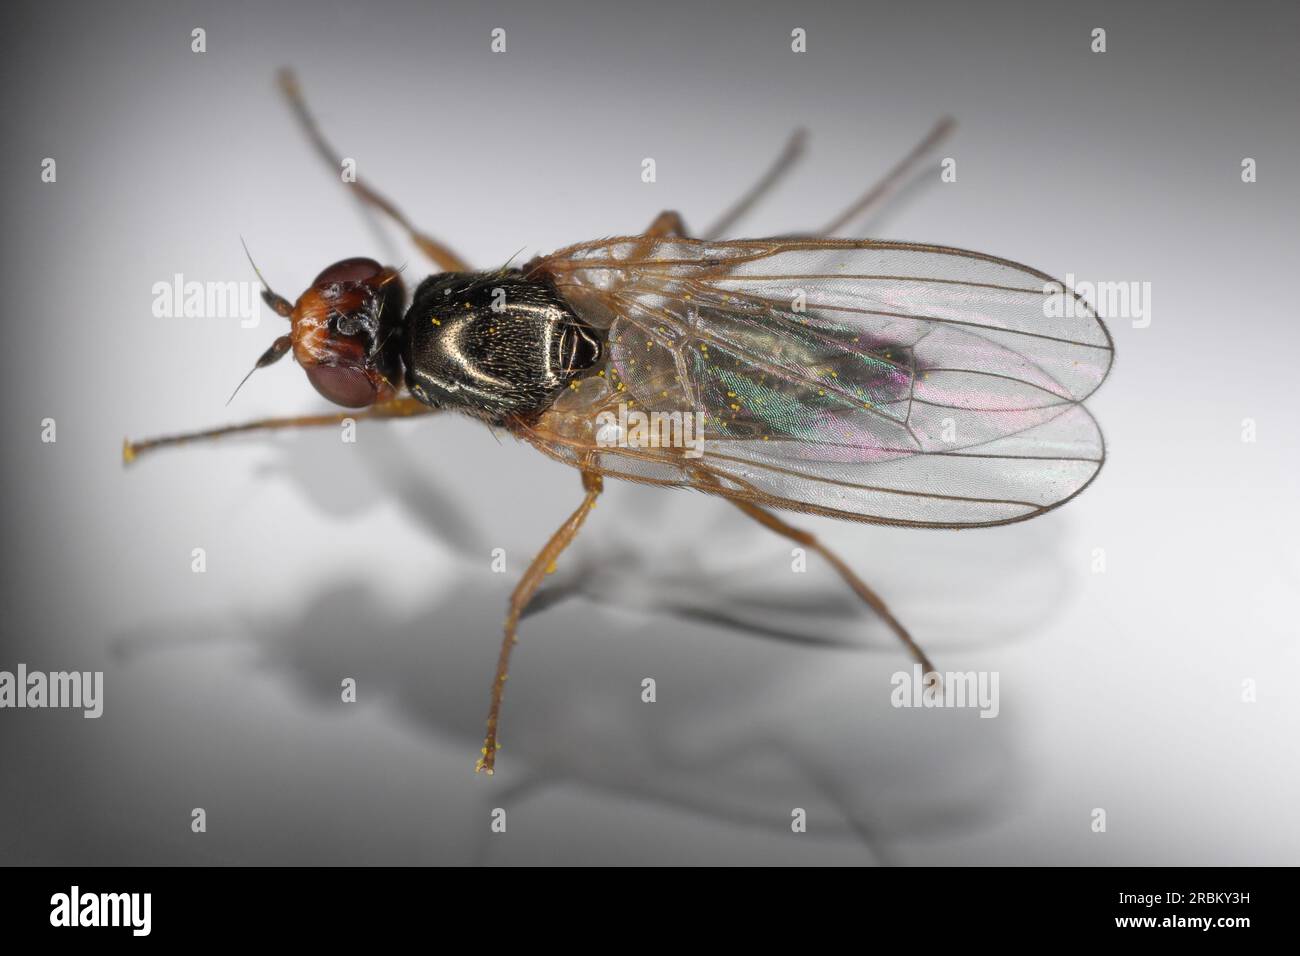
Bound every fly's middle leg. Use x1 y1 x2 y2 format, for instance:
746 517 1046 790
477 469 604 775
701 129 807 239
640 127 807 242
643 210 690 239
816 117 955 236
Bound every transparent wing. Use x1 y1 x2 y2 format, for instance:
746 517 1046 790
522 237 1113 528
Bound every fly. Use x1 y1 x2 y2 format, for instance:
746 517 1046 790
125 70 1113 774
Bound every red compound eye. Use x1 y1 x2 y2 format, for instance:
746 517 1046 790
305 364 377 408
313 257 383 286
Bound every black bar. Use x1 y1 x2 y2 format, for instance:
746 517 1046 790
0 866 1283 941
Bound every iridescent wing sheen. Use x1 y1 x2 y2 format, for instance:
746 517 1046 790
519 237 1113 528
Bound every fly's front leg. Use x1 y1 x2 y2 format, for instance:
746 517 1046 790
123 397 435 464
277 69 472 273
477 470 603 775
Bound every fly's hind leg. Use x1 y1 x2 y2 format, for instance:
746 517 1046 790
277 69 472 272
729 497 939 682
477 470 603 775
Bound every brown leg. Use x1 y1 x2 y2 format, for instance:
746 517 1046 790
639 128 808 243
477 470 603 774
646 119 943 241
123 397 435 464
817 117 955 236
728 498 939 680
701 128 808 239
643 209 689 239
605 210 691 295
277 69 472 273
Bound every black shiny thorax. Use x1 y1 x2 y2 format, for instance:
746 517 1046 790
402 271 603 422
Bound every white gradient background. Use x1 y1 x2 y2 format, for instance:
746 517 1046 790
1 0 1297 865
